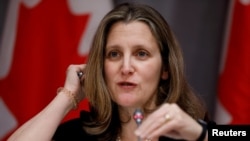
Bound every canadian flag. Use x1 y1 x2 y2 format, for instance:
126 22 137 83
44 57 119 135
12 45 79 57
214 0 250 124
0 0 113 140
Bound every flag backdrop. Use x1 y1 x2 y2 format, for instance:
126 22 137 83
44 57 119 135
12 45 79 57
0 0 113 140
215 0 250 124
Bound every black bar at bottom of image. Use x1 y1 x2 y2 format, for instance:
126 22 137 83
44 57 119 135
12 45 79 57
208 124 250 140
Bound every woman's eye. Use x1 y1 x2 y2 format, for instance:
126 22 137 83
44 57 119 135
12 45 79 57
137 50 148 58
108 51 120 58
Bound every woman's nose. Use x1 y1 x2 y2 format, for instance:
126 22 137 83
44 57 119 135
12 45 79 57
121 56 135 75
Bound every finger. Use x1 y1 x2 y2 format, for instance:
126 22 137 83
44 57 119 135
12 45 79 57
135 104 171 138
64 64 86 91
149 119 183 140
148 104 199 140
78 64 87 81
141 111 176 140
140 114 166 139
148 113 177 138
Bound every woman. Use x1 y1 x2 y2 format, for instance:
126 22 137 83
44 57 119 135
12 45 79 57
8 2 210 141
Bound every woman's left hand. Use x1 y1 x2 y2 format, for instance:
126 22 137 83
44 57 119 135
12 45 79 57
135 103 205 141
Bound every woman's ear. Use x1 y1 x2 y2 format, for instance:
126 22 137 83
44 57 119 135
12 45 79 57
161 70 168 80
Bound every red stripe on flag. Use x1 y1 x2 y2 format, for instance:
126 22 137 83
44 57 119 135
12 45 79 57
0 0 113 140
217 0 250 124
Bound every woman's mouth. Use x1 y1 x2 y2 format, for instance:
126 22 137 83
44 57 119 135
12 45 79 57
118 82 137 90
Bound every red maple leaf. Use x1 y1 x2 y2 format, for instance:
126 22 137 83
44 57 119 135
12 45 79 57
0 0 90 139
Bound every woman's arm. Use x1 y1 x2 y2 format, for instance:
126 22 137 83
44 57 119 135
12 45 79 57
7 92 73 141
7 64 86 141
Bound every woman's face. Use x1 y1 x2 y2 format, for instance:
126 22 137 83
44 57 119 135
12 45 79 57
104 21 168 108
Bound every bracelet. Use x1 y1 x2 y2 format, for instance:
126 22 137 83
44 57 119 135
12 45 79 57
197 119 207 141
57 87 79 109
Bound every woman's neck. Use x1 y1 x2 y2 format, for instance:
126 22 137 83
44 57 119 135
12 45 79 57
119 118 138 141
117 108 152 141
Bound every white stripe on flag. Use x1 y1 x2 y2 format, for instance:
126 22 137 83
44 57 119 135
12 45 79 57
0 0 19 79
67 0 113 55
0 97 17 139
214 99 232 124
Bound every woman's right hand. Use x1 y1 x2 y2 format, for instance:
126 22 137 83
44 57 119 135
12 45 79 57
7 64 87 141
63 64 86 105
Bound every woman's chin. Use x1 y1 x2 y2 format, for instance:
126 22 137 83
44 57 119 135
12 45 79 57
117 99 141 108
114 95 142 107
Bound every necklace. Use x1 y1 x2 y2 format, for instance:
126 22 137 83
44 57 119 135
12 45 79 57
116 136 152 141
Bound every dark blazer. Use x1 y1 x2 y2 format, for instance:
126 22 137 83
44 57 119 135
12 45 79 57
53 110 213 141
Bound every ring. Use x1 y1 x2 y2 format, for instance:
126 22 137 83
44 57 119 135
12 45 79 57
164 113 171 123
